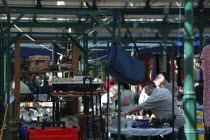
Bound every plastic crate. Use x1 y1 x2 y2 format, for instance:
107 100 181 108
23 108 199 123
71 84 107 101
27 126 81 140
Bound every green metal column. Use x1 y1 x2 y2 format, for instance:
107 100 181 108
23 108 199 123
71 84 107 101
92 31 98 78
0 45 5 125
6 12 11 140
84 33 88 76
4 51 6 93
198 9 205 54
183 0 197 140
79 33 84 76
159 30 169 72
0 42 5 94
117 11 122 140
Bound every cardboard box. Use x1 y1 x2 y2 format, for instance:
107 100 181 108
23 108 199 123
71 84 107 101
29 55 50 71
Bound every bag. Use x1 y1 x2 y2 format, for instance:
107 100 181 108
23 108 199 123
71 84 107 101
106 43 145 85
105 10 145 85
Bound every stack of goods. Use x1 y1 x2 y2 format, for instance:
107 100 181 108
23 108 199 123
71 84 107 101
29 55 50 72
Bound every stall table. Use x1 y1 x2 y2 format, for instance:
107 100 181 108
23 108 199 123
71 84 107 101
109 127 178 140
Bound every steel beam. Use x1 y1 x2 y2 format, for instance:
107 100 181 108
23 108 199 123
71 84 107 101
3 13 25 33
0 7 210 15
1 22 90 28
1 0 9 14
9 36 184 41
0 7 112 15
90 14 113 34
2 22 210 30
65 33 85 53
0 32 85 35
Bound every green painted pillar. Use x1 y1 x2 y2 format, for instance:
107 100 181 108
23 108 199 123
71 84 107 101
117 81 121 140
92 31 98 79
161 31 169 72
6 13 11 140
0 47 5 125
198 9 205 54
117 11 122 140
84 33 88 76
161 31 169 56
183 0 198 140
0 47 5 96
158 29 170 73
79 35 84 76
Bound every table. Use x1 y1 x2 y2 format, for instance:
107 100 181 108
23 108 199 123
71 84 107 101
109 127 178 139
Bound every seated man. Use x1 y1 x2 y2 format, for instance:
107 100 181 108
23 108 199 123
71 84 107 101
122 81 186 140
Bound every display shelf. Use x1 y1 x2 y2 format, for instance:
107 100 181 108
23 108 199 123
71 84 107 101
21 70 70 73
51 90 105 95
20 101 52 102
20 106 53 108
51 82 103 91
14 40 79 120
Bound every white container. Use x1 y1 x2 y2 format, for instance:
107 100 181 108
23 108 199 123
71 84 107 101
127 119 133 128
38 94 48 101
112 118 126 128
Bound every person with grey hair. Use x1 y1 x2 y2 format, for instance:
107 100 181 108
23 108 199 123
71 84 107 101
138 73 166 104
157 72 173 94
122 81 186 140
101 84 118 107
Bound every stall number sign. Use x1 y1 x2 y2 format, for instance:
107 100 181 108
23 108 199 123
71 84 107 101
29 55 50 60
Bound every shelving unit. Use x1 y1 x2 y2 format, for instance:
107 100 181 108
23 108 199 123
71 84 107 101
14 40 80 121
51 79 105 139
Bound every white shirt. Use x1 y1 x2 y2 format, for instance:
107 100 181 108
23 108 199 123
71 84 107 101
5 91 14 104
20 81 31 94
139 85 163 104
120 89 134 112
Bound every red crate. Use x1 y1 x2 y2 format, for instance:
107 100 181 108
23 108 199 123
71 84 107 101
27 126 81 140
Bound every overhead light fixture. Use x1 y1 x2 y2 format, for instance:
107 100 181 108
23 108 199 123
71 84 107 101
36 17 52 21
130 2 134 7
176 2 180 7
0 17 32 20
83 2 87 7
57 1 65 6
57 18 64 21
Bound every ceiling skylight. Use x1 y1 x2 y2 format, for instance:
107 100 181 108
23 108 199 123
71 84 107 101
57 1 65 6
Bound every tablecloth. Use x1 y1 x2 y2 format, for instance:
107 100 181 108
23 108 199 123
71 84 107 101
109 127 178 136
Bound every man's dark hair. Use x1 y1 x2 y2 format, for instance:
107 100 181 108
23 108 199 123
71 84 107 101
30 73 38 77
144 81 156 88
120 82 130 89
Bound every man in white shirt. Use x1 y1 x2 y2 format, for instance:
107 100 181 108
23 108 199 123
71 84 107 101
139 73 165 104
